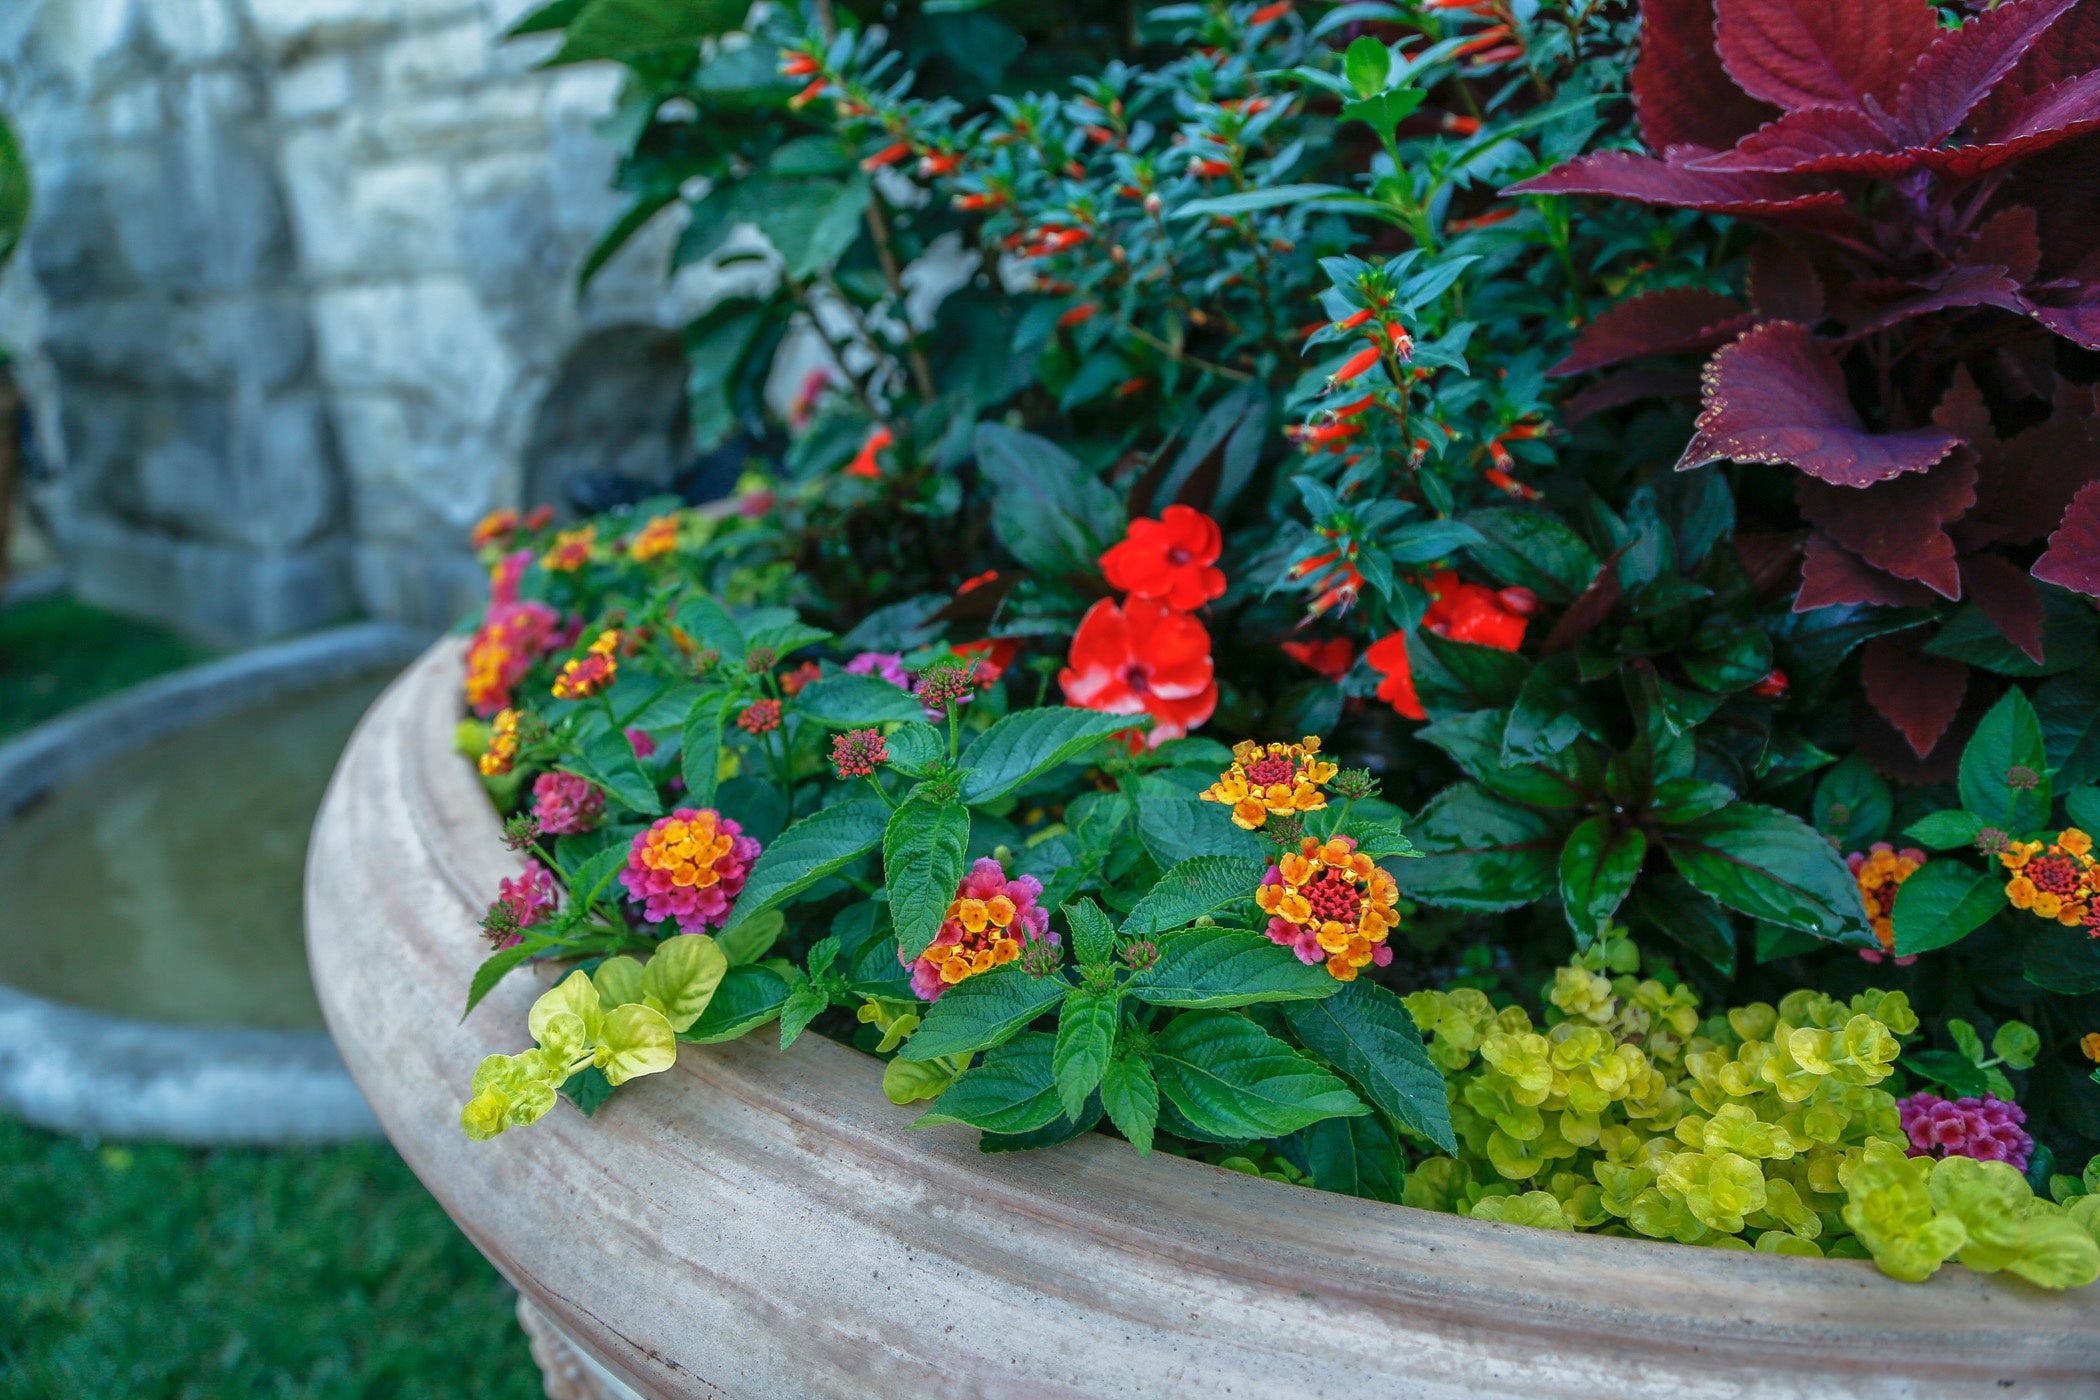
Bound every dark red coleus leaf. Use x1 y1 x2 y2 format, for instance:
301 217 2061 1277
1970 410 2100 543
1795 532 1943 609
1749 240 1825 324
1738 531 1808 594
1504 152 1848 220
1795 452 1978 599
1678 322 1963 485
1967 205 2043 283
1842 264 2030 338
1714 0 1938 112
2033 479 2100 596
1894 0 2085 144
1917 69 2100 180
1959 550 2048 661
1931 365 2000 453
2032 289 2100 352
1564 367 1703 424
1972 0 2100 134
1855 697 1972 785
1632 0 1781 153
1548 287 1752 376
1684 106 1914 176
1861 631 1971 758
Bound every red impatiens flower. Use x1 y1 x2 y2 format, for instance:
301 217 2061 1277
1059 596 1216 747
1281 637 1353 680
1100 504 1226 611
1366 572 1534 721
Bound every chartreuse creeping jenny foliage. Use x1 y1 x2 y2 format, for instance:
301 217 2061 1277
440 0 2100 1296
1403 935 2100 1288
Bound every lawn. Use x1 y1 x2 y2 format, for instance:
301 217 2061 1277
0 595 540 1398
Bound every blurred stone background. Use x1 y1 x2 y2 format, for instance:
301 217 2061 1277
0 0 735 643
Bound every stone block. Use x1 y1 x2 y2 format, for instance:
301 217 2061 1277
351 536 483 630
244 0 395 52
378 19 489 94
273 55 354 120
312 278 514 423
142 0 240 63
68 514 355 646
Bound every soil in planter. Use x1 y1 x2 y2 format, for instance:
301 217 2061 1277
0 673 391 1029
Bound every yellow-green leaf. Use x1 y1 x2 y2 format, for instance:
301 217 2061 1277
597 1002 678 1085
530 970 604 1044
641 934 729 1031
593 955 647 1008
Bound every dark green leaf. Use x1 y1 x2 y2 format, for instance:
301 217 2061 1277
720 800 887 935
1282 982 1453 1151
2025 923 2100 994
570 720 661 816
977 1094 1101 1153
1053 990 1119 1119
1414 632 1531 712
1460 508 1600 605
1557 815 1647 940
1958 688 2051 835
1135 795 1266 867
1754 921 1823 963
462 942 534 1020
506 0 588 35
899 966 1067 1060
1502 659 1590 764
1120 855 1270 938
1649 778 1735 824
1297 1114 1406 1204
1343 818 1417 859
794 673 926 726
2067 786 2100 834
2036 662 2100 788
1891 860 2007 956
577 189 676 293
778 984 828 1048
1065 897 1117 967
959 707 1133 803
1926 591 2096 677
679 693 729 807
1152 1011 1367 1140
1393 783 1563 911
550 0 750 64
1416 711 1586 808
1126 926 1340 1008
1100 1050 1160 1154
884 799 971 960
680 964 789 1043
673 592 744 658
916 1033 1064 1134
1626 874 1738 973
1679 621 1773 693
972 424 1124 581
1813 755 1892 849
1903 1048 1990 1098
1664 804 1870 945
1905 809 1983 850
561 1065 615 1117
885 721 945 776
744 621 833 661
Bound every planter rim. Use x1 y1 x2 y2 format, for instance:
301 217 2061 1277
306 639 2100 1400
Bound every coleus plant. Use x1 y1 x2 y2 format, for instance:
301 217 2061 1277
1512 0 2100 774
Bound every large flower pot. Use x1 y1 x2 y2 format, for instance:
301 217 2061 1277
307 640 2100 1399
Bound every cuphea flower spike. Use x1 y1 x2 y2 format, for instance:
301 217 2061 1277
1201 737 1338 830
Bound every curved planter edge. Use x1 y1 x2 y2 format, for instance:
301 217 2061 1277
0 620 425 1143
307 640 2100 1400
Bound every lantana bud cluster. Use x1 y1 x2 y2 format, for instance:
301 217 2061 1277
1398 941 2099 1284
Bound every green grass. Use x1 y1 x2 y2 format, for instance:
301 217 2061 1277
0 1122 539 1400
0 594 212 736
0 595 540 1398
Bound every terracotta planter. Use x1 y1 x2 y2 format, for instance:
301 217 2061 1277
307 640 2100 1399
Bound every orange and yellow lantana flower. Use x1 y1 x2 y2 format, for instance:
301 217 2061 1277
1847 843 1924 961
479 708 521 776
2001 828 2096 927
627 513 681 562
543 525 596 573
552 630 620 701
1201 737 1339 829
1255 835 1400 981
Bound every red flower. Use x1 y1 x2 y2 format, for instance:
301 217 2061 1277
1420 569 1532 651
1059 597 1216 747
1363 633 1423 720
951 637 1019 685
846 425 891 479
1282 637 1353 680
1100 504 1226 611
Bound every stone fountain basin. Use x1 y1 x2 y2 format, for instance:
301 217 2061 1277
306 639 2100 1398
0 620 423 1143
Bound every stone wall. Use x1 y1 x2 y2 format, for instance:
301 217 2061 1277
0 0 732 643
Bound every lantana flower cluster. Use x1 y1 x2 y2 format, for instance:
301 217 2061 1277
2000 827 2099 933
1848 842 1924 963
1255 834 1400 981
901 857 1055 1001
1201 737 1337 830
465 551 563 715
620 807 762 933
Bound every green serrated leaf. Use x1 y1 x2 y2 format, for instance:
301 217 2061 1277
915 1033 1065 1134
1905 809 1983 851
1891 860 2007 956
1297 1114 1406 1203
778 984 829 1049
570 719 662 816
462 942 534 1021
1958 689 2051 835
1065 897 1117 967
1152 1010 1366 1140
794 673 926 726
679 964 789 1043
1100 1051 1159 1154
1121 855 1270 938
885 721 946 775
1282 981 1453 1151
1664 803 1871 946
959 707 1134 804
1053 990 1119 1120
720 800 888 935
679 692 729 808
884 799 971 960
899 965 1067 1060
1126 926 1341 1008
1135 794 1266 867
